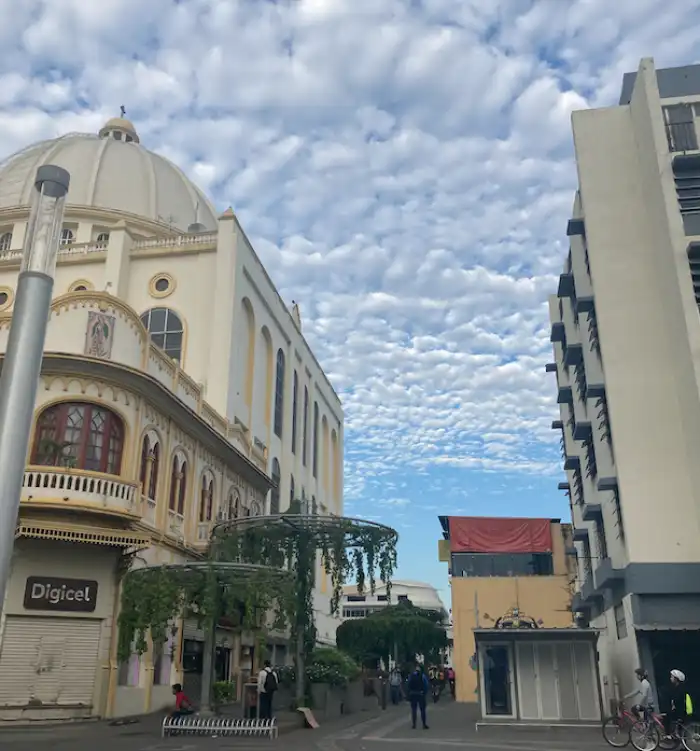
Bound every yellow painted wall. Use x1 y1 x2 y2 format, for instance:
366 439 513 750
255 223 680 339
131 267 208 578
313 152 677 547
449 523 575 703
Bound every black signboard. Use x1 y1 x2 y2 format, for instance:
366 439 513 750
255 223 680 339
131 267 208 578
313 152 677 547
23 576 98 613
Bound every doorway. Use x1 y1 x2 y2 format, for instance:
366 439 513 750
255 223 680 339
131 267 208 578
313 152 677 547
481 644 515 716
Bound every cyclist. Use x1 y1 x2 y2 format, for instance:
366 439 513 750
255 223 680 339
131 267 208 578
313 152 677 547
664 669 693 738
624 668 654 721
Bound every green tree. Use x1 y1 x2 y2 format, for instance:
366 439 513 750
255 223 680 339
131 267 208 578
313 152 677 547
336 600 448 668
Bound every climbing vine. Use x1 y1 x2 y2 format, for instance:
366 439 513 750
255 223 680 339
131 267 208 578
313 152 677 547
209 506 398 671
117 563 293 663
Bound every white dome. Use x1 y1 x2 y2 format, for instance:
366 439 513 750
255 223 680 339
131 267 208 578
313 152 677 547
0 119 217 232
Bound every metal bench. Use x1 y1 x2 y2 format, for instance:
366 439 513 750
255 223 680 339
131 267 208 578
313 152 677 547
161 715 278 739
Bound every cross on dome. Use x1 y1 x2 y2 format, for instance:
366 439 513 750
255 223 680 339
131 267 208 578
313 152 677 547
98 110 140 144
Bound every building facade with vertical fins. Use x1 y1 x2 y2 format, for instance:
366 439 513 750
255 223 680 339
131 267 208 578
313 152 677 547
548 58 700 711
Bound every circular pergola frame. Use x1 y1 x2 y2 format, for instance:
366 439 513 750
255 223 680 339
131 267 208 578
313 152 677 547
212 512 397 541
210 513 398 703
121 560 293 713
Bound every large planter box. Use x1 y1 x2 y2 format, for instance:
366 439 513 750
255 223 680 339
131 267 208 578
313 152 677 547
343 681 364 714
310 683 343 719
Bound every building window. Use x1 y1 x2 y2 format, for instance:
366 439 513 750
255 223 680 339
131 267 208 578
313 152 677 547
663 104 698 152
0 232 11 252
273 349 285 438
199 474 214 522
312 402 319 478
270 458 281 514
60 228 74 246
222 489 240 521
290 475 295 507
139 434 160 500
141 307 184 363
312 495 318 515
32 402 124 474
168 456 187 515
450 552 554 578
595 518 608 561
291 371 298 454
302 387 309 466
96 232 110 247
582 539 593 581
614 603 628 639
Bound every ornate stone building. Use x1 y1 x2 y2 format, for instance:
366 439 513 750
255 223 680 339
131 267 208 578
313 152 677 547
0 116 344 721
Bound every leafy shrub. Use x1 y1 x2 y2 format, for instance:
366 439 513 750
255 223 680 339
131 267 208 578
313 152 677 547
212 681 237 705
307 647 360 687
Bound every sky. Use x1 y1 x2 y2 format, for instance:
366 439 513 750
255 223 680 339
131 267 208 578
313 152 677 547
2 0 700 609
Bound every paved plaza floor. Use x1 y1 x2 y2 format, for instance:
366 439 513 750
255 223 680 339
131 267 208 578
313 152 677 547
0 700 612 751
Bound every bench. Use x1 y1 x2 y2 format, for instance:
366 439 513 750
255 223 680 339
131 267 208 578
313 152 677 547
161 715 278 739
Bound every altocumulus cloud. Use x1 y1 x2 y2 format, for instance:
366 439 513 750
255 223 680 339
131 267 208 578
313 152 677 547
2 0 700 514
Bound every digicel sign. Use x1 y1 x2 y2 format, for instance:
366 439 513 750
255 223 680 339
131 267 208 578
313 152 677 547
23 576 98 613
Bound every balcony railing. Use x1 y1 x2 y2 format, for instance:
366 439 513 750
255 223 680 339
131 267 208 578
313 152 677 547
22 467 138 515
142 495 157 525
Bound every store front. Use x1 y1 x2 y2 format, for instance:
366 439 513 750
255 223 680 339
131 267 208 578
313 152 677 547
0 528 144 722
474 627 602 725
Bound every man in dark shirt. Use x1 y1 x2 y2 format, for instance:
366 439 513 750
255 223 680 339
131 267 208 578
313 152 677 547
407 663 430 730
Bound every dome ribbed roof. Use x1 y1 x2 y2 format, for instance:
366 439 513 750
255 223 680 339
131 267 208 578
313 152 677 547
0 121 217 232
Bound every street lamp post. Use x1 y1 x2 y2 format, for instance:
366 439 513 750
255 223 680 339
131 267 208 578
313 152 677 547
0 165 70 616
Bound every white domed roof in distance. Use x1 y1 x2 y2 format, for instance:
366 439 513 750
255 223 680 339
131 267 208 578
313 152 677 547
0 118 217 232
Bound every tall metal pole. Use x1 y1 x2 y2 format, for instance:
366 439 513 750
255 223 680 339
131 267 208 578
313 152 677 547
0 165 70 616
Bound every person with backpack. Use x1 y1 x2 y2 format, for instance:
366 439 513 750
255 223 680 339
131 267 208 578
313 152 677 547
664 669 693 738
407 663 430 730
257 660 278 720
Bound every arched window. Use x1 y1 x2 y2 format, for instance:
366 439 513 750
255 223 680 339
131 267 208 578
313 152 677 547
139 434 160 500
168 455 187 515
291 371 298 455
141 308 184 363
312 402 319 478
270 458 281 514
200 473 214 522
0 232 11 252
60 228 74 246
96 232 109 247
290 475 295 507
273 349 285 438
302 386 309 466
32 402 124 474
224 489 241 520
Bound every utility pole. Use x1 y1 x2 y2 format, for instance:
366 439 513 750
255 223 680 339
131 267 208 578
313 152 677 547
0 165 70 615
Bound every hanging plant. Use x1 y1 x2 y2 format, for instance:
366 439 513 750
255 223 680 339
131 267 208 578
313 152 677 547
117 562 293 663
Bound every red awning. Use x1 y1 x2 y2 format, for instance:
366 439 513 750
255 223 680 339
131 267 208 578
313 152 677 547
448 516 553 554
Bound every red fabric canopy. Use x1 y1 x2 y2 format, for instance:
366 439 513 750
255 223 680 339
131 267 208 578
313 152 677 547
448 516 553 554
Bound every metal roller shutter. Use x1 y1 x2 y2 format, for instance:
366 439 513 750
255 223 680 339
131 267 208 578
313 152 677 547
0 617 101 707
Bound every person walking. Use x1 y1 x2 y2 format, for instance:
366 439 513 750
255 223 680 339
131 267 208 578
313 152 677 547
257 660 278 720
446 666 456 699
407 663 430 730
389 667 403 704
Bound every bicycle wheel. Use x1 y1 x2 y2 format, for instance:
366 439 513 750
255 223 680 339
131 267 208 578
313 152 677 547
681 722 700 751
631 721 660 751
603 716 631 747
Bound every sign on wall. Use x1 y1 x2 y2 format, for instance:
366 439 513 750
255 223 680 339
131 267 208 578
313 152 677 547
84 311 115 359
23 576 99 613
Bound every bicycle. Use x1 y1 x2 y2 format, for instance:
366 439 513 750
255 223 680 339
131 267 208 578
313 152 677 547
603 702 700 751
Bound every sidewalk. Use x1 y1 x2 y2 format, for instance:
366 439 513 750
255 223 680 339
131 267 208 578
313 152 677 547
0 700 404 750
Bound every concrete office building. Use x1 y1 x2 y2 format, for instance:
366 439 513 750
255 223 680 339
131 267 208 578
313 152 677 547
548 58 700 711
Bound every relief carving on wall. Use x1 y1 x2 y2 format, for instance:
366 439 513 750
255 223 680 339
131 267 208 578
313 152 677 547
84 311 115 359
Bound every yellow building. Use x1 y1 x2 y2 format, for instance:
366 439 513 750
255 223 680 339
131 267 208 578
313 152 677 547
438 515 576 703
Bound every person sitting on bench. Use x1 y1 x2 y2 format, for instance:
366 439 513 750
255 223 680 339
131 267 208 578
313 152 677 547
171 683 194 718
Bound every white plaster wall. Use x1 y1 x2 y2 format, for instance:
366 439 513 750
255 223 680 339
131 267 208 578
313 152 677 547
572 86 700 564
